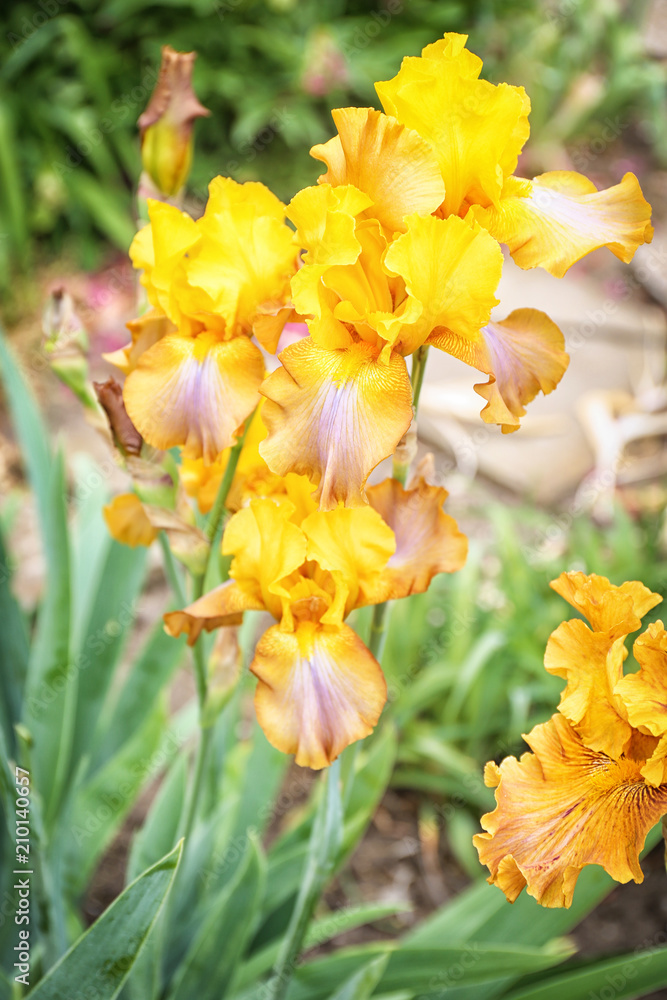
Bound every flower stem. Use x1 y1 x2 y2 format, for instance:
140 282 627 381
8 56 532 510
392 345 429 486
410 343 429 412
269 758 343 1000
180 415 254 840
159 531 186 606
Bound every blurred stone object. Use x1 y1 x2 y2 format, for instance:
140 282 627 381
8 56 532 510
576 349 667 520
643 0 667 57
138 45 210 201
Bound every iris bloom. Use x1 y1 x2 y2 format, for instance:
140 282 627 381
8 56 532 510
259 34 652 509
260 180 566 508
164 476 466 768
110 177 298 463
370 32 652 275
474 572 667 908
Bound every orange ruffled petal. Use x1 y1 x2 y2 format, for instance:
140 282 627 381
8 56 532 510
310 107 445 234
616 623 667 739
471 171 654 278
123 332 265 462
544 573 662 758
259 338 413 510
164 579 264 645
251 621 387 769
474 713 667 907
550 571 661 635
103 493 159 548
366 476 468 599
470 308 569 433
103 308 176 375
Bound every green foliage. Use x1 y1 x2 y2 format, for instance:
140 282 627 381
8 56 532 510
0 0 664 297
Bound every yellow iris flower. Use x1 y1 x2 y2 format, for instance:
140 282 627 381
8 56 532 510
108 176 298 463
474 572 667 908
258 33 652 510
164 477 466 769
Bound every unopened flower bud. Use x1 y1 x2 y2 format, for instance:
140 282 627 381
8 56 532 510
138 45 210 198
93 378 143 457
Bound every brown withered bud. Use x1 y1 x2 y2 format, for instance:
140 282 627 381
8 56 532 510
138 45 210 197
94 379 143 457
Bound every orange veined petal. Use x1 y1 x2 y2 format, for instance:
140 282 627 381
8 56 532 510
461 308 569 433
550 572 661 636
376 35 530 216
310 107 445 234
365 476 467 601
300 505 396 624
103 493 159 548
222 498 308 621
251 621 387 769
383 213 503 357
103 308 176 375
474 713 667 907
616 622 667 739
123 332 265 462
470 171 654 278
259 337 413 510
164 579 264 645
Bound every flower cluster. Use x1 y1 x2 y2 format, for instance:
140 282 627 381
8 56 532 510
164 476 465 768
475 572 667 908
99 33 654 770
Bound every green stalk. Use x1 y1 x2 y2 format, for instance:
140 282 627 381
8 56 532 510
269 758 343 1000
178 414 255 847
373 345 430 654
392 344 429 487
159 532 186 606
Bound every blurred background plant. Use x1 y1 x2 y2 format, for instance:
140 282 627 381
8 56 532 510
1 0 666 306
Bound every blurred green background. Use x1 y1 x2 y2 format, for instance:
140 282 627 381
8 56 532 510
1 0 665 299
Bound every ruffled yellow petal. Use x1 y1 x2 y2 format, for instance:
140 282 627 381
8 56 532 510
259 338 413 510
300 506 396 623
288 183 372 267
544 619 633 758
384 213 503 356
468 308 569 433
103 308 176 375
376 35 530 216
130 200 201 318
251 621 387 769
103 493 159 548
544 573 661 758
471 171 654 278
310 107 445 234
550 572 661 635
164 579 263 645
223 498 308 621
474 713 667 907
123 332 265 462
186 177 297 335
365 476 467 600
616 623 667 738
